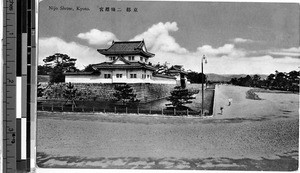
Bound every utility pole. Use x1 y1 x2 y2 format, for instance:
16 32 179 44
201 55 207 116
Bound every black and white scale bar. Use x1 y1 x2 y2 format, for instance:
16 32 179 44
27 0 36 171
16 0 29 171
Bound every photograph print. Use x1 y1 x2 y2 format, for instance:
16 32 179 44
37 0 299 171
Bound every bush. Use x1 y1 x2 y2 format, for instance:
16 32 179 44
246 89 261 100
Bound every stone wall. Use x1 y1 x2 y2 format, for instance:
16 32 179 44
74 83 175 102
71 83 176 103
41 83 205 103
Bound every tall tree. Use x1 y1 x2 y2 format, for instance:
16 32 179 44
43 53 78 83
113 84 139 105
63 82 78 107
288 70 300 92
274 72 287 90
37 83 45 97
166 86 196 109
37 65 53 75
252 74 261 87
82 64 96 72
187 72 206 83
266 73 276 89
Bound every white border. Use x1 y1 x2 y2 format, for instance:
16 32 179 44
0 0 298 173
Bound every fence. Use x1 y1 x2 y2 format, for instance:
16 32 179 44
37 104 201 116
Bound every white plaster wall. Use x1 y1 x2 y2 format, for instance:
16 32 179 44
123 55 147 63
112 69 127 83
66 75 176 84
114 60 126 64
65 75 112 83
152 76 177 84
66 68 176 84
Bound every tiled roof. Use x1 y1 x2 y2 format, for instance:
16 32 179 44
92 61 157 71
97 40 155 58
167 65 188 75
153 73 176 79
64 71 99 75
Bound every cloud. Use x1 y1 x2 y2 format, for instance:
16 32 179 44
196 44 246 57
39 37 106 69
150 42 299 74
40 22 300 74
39 37 300 74
269 47 300 57
231 37 254 43
131 22 188 54
151 50 300 75
77 29 117 45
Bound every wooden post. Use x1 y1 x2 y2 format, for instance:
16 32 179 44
104 108 106 113
115 107 116 113
51 104 53 112
61 105 63 111
174 108 176 115
137 107 139 114
93 107 94 113
72 104 74 112
187 109 189 116
126 107 128 114
42 105 44 111
82 107 84 112
149 107 151 114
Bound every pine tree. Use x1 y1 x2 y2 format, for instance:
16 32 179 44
113 84 139 105
63 82 77 107
37 82 45 97
166 86 195 109
43 53 78 83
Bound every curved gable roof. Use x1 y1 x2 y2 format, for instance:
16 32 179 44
97 40 155 58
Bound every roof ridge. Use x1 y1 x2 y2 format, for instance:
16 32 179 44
111 56 131 65
114 40 143 43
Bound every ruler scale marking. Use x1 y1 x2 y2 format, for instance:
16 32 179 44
3 0 36 172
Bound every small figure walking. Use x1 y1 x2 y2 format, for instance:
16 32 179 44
228 98 232 106
220 106 224 115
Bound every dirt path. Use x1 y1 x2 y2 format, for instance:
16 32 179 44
37 85 299 170
213 85 299 119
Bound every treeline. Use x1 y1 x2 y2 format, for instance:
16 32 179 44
38 64 90 75
230 70 299 92
187 71 207 84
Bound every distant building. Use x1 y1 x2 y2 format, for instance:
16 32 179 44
65 40 178 84
164 65 188 86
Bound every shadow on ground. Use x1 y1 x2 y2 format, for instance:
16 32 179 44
38 111 296 125
37 151 298 171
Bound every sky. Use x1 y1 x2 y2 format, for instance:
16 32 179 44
38 0 300 74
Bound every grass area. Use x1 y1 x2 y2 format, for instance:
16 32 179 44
246 87 299 100
249 88 299 94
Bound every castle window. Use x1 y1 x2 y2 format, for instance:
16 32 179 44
104 74 111 78
130 74 137 78
140 57 143 62
116 74 123 78
109 56 116 61
128 56 135 61
147 75 150 78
